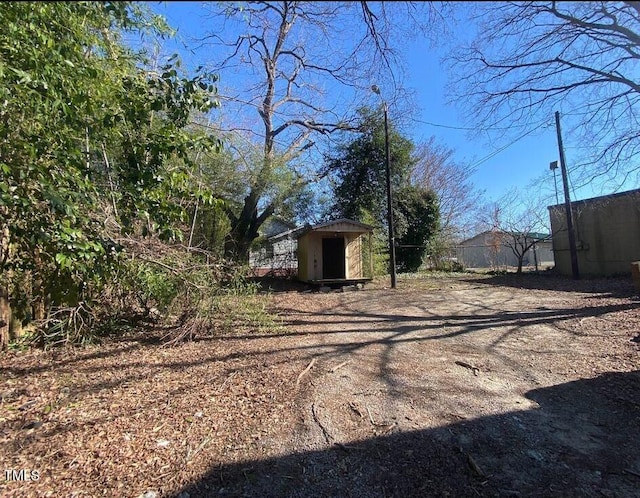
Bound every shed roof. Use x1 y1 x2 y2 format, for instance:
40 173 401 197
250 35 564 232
260 216 297 238
304 218 373 233
459 230 551 246
268 218 373 241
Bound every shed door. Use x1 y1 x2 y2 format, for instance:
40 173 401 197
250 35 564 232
322 237 345 279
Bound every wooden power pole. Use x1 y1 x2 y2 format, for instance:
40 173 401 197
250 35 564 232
554 111 580 279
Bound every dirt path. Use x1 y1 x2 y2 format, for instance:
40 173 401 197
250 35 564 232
2 274 639 497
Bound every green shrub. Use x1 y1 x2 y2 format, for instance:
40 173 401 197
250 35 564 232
134 261 181 313
435 259 464 272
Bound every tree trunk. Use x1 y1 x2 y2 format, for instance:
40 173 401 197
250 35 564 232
226 211 258 263
0 217 10 350
32 249 45 321
226 227 254 263
0 283 9 351
9 312 22 340
225 192 275 263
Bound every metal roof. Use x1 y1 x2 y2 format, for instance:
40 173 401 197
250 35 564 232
268 218 373 241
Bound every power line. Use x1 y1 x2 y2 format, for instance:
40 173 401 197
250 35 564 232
468 124 546 170
410 117 540 133
410 118 479 131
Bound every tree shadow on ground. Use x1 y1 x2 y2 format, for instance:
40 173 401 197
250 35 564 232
249 276 313 293
175 370 640 498
7 289 634 384
462 272 638 298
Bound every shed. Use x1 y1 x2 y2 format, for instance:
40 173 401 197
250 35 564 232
255 218 374 284
295 219 373 284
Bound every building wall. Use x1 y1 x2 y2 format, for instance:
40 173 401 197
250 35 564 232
307 232 322 281
456 232 516 268
549 189 640 276
251 220 372 280
536 241 555 265
249 235 297 275
298 231 367 281
297 235 309 281
346 234 362 279
456 232 554 270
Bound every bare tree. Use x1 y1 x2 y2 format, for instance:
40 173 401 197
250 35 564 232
198 1 445 261
478 188 552 274
448 1 640 191
411 137 483 238
409 137 484 267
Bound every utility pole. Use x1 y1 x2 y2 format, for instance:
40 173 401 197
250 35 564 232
382 102 397 289
554 111 580 279
372 85 397 289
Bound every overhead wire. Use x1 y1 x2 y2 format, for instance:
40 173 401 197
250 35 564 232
467 123 547 170
409 118 480 131
407 115 551 169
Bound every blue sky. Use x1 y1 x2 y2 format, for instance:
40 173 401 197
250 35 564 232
146 1 613 210
400 33 562 202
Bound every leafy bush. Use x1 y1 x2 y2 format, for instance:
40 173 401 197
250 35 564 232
133 261 181 313
434 258 465 273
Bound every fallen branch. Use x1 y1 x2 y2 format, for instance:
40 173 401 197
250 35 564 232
625 468 640 478
311 402 333 444
366 405 376 425
455 360 480 376
185 435 212 464
329 360 351 373
349 401 363 418
615 396 640 408
335 442 364 451
217 371 238 394
467 453 486 478
296 358 317 387
363 405 393 428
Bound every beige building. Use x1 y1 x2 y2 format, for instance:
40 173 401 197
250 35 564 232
296 219 373 283
549 188 640 277
251 219 373 284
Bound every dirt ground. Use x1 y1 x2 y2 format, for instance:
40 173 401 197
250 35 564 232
1 272 640 498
